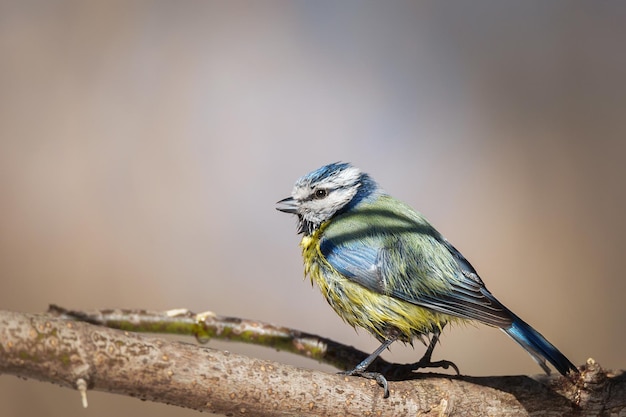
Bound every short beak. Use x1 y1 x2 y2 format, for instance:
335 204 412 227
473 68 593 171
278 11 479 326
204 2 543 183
276 196 298 214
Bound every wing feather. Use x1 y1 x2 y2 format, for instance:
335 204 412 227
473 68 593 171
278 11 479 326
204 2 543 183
320 200 513 328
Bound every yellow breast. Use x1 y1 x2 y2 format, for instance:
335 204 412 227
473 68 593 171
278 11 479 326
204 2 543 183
299 225 460 342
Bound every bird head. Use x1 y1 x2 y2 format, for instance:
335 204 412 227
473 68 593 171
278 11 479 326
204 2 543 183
276 162 380 235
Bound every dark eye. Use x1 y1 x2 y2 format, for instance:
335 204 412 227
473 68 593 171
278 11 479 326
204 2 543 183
314 189 328 199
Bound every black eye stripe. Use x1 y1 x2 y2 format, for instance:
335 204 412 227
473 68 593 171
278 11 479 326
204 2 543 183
304 187 332 201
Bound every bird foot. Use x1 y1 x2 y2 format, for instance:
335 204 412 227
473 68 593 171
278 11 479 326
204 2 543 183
411 358 460 375
338 369 390 398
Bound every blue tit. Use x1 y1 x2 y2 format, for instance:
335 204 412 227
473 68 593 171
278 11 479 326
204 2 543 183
276 162 578 397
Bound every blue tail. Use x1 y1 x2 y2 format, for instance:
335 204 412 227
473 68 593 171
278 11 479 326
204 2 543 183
503 315 578 376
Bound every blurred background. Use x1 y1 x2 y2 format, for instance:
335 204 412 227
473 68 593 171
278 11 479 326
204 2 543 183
1 1 624 416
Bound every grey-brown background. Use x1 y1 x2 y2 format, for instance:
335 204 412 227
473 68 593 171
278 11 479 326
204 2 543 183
1 2 624 416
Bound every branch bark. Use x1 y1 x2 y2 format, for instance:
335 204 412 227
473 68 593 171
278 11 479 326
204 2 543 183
0 310 623 416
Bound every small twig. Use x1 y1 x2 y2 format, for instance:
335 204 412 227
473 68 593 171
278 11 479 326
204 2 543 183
48 304 429 379
76 378 89 408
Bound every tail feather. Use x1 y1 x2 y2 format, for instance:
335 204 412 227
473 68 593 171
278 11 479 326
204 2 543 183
503 315 578 376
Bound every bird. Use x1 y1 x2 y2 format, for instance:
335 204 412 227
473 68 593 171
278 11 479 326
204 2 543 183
276 162 578 397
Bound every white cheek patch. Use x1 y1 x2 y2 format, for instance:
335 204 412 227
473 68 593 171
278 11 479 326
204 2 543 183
325 190 356 210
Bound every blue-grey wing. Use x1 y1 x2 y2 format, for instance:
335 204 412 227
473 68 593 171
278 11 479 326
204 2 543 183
320 233 512 327
321 237 386 292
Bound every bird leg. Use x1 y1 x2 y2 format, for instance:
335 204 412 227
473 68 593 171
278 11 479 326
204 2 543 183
411 329 460 375
339 330 459 398
339 335 398 398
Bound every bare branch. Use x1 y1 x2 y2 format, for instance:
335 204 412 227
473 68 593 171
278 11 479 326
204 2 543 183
1 309 624 416
47 305 431 377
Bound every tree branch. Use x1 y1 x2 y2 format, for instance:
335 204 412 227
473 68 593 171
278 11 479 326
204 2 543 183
46 304 453 379
1 309 623 416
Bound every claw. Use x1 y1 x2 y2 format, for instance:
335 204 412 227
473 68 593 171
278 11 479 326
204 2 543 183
408 328 461 376
373 373 390 398
339 370 390 398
